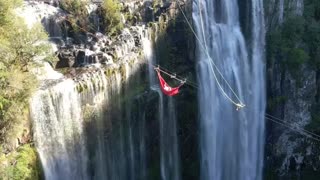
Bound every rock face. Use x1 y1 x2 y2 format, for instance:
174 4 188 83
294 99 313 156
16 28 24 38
54 26 143 68
24 1 197 179
265 0 304 30
145 0 199 179
265 0 320 178
19 0 320 179
16 1 66 36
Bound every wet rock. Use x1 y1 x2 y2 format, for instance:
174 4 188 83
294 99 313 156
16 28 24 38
16 1 67 37
90 43 100 52
56 56 75 68
75 50 87 66
56 49 75 68
100 53 114 64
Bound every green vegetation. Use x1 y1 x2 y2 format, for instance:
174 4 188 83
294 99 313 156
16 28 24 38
0 144 41 180
60 0 90 33
306 102 320 132
60 0 88 16
267 96 287 111
152 0 160 10
104 67 117 77
0 0 53 148
60 0 124 36
266 16 308 77
101 0 123 36
267 0 320 132
119 64 127 83
123 12 141 26
82 104 98 122
0 0 51 142
0 0 52 177
267 0 320 73
304 0 320 69
0 0 57 178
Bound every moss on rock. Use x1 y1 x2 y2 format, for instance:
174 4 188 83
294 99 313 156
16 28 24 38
0 144 42 180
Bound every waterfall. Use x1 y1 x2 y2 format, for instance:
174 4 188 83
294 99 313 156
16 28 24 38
159 97 181 180
30 79 89 180
30 68 115 180
279 0 284 24
42 16 63 37
143 29 156 87
30 63 148 179
88 70 127 180
143 27 181 180
279 0 304 25
193 0 266 180
16 1 65 37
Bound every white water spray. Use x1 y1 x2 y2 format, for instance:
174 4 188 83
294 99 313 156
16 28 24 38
193 0 266 179
31 80 88 180
143 26 181 180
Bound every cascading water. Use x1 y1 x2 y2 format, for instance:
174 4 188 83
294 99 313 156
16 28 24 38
31 68 116 180
279 0 284 24
84 62 150 180
30 17 152 179
144 26 181 180
193 0 266 180
159 97 181 180
30 79 89 180
31 65 146 180
26 0 185 177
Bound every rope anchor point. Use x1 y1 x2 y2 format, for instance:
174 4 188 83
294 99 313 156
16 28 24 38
236 103 246 111
180 78 187 84
170 73 176 79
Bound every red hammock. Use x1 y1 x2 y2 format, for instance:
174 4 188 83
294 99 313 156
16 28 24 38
156 69 184 96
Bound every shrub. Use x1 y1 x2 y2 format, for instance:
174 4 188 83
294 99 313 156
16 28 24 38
0 0 53 149
101 0 123 36
286 48 309 70
266 15 309 76
60 0 90 33
0 144 41 180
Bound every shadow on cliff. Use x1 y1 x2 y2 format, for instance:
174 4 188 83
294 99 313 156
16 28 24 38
82 1 200 179
145 1 200 179
39 1 200 179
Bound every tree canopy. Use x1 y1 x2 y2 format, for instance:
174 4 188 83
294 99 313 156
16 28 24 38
101 0 123 35
0 0 53 149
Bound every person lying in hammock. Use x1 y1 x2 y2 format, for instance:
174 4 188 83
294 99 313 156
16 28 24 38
155 67 185 96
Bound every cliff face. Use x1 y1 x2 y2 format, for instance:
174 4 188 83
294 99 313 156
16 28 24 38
6 0 197 179
5 0 320 179
0 0 147 179
142 1 199 179
264 0 320 178
265 0 304 30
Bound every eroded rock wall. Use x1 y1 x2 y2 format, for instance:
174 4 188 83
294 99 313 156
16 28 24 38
264 0 320 178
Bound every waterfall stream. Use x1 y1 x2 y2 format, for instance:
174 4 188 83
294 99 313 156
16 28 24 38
193 0 266 180
31 25 181 180
144 29 181 180
159 96 181 180
31 79 89 180
30 61 146 179
28 0 266 179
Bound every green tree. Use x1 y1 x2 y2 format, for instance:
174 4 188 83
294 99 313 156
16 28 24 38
0 0 53 148
0 0 53 178
266 15 308 75
60 0 90 33
101 0 123 35
0 0 22 26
